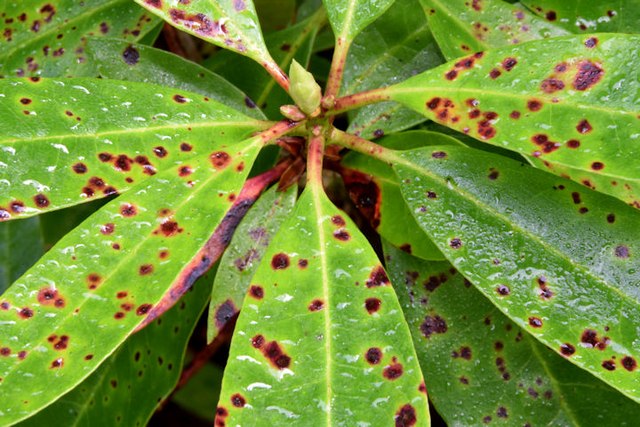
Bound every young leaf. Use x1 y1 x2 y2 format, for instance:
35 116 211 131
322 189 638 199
0 0 159 77
342 0 444 139
323 0 396 43
207 184 298 343
77 38 265 119
419 0 569 61
0 139 261 425
384 243 640 426
521 0 640 33
0 78 265 219
18 270 212 427
393 145 640 402
388 34 640 204
0 218 44 294
216 188 429 426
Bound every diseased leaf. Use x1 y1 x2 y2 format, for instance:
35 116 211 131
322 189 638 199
76 37 265 119
216 188 429 426
419 0 569 61
0 0 159 77
341 131 460 260
207 184 298 343
0 78 265 219
388 34 640 206
0 218 44 294
134 0 272 63
522 0 640 34
0 138 261 425
323 0 396 42
393 145 640 402
18 270 213 427
384 243 640 426
342 0 444 139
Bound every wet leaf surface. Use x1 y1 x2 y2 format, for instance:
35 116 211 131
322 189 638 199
0 0 159 77
522 0 640 34
419 0 569 61
393 145 640 402
216 187 429 426
0 78 265 219
389 34 640 206
18 270 212 427
0 138 261 425
340 131 460 260
207 184 298 343
384 243 640 426
323 0 396 42
0 218 44 294
342 0 444 139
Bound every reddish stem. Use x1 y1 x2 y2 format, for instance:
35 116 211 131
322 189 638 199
325 37 349 100
258 119 304 145
306 125 326 188
262 60 290 93
328 127 400 165
331 87 391 115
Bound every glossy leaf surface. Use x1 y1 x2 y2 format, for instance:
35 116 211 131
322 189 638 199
77 38 265 119
134 0 271 63
420 0 569 61
342 0 444 139
393 145 640 401
207 184 297 343
0 139 261 425
217 188 429 426
522 0 640 34
0 0 159 77
0 219 43 294
389 34 640 205
323 0 395 42
19 271 212 427
340 131 459 260
0 78 265 219
384 243 640 426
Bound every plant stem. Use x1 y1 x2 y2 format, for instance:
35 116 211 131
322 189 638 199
324 37 350 99
262 59 290 93
307 125 326 188
258 119 305 145
329 86 391 115
328 127 402 165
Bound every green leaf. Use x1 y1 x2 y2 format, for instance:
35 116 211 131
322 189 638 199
207 184 298 343
393 145 640 402
216 188 429 426
0 138 261 425
384 243 640 426
206 9 325 118
0 218 44 294
522 0 640 34
341 131 460 260
173 362 224 423
18 269 213 427
342 0 444 139
420 0 569 61
134 0 272 63
0 78 265 219
0 0 159 77
76 37 265 119
388 34 640 204
323 0 396 42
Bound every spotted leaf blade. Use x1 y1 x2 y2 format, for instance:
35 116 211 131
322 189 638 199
207 184 298 343
0 140 260 425
394 145 640 402
342 0 444 139
323 0 396 42
18 271 212 427
384 244 640 426
389 34 640 206
216 188 429 426
521 0 640 34
0 0 159 77
419 0 569 61
0 78 265 220
0 218 44 294
134 0 272 63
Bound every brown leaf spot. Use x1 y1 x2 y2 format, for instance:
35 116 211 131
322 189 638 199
231 393 246 408
308 299 324 311
622 356 637 372
139 264 154 275
395 404 417 427
540 78 565 93
602 360 616 371
528 317 543 328
210 151 231 169
365 347 382 365
573 61 604 91
122 45 139 65
615 245 630 258
136 304 153 316
34 194 50 208
215 300 237 329
365 298 381 314
420 315 447 338
271 253 290 270
249 285 264 300
383 358 404 380
366 266 389 288
120 203 137 217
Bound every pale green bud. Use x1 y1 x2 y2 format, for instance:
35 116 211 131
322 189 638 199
289 59 321 115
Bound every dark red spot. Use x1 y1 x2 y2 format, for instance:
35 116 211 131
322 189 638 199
607 213 616 224
34 194 49 208
9 201 25 214
84 354 94 361
395 404 417 427
585 37 598 48
251 335 264 349
365 298 381 314
622 356 637 372
452 346 472 360
541 78 565 93
249 285 264 300
331 215 346 226
271 253 290 270
510 110 521 119
19 98 32 105
298 259 308 269
71 162 87 174
139 264 153 275
502 57 517 71
116 291 128 299
153 146 167 158
528 317 543 328
210 151 231 169
449 238 462 249
115 313 125 320
333 229 350 241
180 142 192 152
37 287 65 308
231 394 246 408
527 100 542 111
602 360 616 371
52 335 69 351
489 68 501 79
567 139 580 149
420 315 447 338
545 10 556 20
215 300 237 329
488 169 499 180
419 382 427 393
497 407 508 418
383 359 404 380
365 347 382 365
114 154 132 172
120 203 137 217
614 245 629 258
445 70 458 80
496 285 510 296
101 223 115 235
574 61 604 91
576 119 593 134
426 97 441 110
244 96 256 108
173 94 187 103
571 192 581 204
581 329 609 349
0 347 10 356
145 0 162 7
591 162 604 171
122 45 139 65
308 299 324 311
258 339 291 370
0 302 9 310
87 273 102 289
366 266 389 288
18 307 34 319
136 304 152 316
51 358 63 369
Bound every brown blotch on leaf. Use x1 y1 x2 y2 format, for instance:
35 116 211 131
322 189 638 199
615 245 630 258
541 78 565 93
50 358 64 369
173 94 187 103
87 273 102 290
37 287 65 308
298 259 308 269
331 215 346 226
621 356 637 372
136 304 153 316
18 307 34 319
333 229 350 241
574 61 604 91
153 220 183 237
502 57 517 71
153 146 167 158
271 253 290 270
180 142 192 152
249 285 264 300
34 194 50 208
591 162 604 171
215 300 237 329
251 334 264 349
308 299 324 311
231 393 246 408
51 335 69 351
497 407 508 418
366 266 389 288
420 315 447 339
510 110 521 119
210 151 231 169
452 346 472 360
581 329 609 350
365 298 381 314
567 139 580 149
528 317 543 328
122 45 139 65
139 264 154 275
365 347 382 365
120 203 137 217
257 339 291 370
383 357 404 380
101 223 115 235
395 404 417 427
576 119 593 134
602 360 616 371
527 100 542 112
